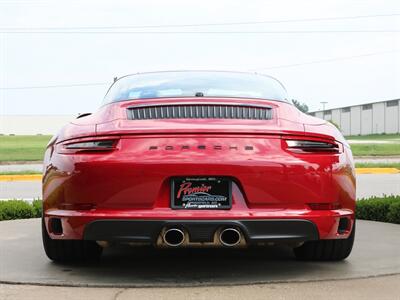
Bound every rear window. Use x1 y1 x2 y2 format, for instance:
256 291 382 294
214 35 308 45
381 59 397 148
103 71 288 104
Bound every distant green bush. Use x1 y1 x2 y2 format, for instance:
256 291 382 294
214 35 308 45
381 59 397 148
32 199 43 218
387 201 400 224
356 195 400 224
0 199 42 221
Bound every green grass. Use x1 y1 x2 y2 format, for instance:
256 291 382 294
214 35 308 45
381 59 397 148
0 170 41 175
350 143 400 157
0 135 51 162
355 162 400 169
0 134 399 161
344 134 400 156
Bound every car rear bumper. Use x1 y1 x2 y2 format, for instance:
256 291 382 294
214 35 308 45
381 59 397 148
83 219 319 244
44 208 354 242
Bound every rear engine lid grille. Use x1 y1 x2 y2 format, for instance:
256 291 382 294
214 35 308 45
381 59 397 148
127 103 273 120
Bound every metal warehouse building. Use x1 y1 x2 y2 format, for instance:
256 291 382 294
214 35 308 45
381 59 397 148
310 99 400 136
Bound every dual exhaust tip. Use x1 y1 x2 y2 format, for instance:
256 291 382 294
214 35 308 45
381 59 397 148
219 228 242 247
163 228 186 247
162 227 242 247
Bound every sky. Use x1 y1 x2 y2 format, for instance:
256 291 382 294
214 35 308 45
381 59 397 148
0 0 399 116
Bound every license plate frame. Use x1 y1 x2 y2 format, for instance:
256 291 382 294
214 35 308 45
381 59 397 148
171 176 232 210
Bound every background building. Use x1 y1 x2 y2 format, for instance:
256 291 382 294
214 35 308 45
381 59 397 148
1 99 400 136
310 99 400 136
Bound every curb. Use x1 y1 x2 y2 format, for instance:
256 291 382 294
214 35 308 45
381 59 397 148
0 174 42 182
355 168 400 174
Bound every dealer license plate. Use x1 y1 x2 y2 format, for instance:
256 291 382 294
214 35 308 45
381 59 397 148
171 177 232 209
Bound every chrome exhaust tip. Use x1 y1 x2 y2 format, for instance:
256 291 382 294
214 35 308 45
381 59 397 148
219 228 241 247
163 228 185 247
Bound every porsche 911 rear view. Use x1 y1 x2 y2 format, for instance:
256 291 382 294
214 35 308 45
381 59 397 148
42 71 356 262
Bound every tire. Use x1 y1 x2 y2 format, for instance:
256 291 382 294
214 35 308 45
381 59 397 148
293 222 355 261
42 218 102 262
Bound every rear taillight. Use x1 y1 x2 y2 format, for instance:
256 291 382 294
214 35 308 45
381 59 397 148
65 140 116 150
57 137 119 154
284 139 341 153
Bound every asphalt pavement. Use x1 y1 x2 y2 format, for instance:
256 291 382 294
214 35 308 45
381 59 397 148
2 275 400 300
1 219 399 287
356 173 400 198
0 163 42 173
354 156 400 163
1 173 399 200
0 180 42 200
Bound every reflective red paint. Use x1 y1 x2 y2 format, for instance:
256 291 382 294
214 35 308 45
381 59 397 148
43 97 355 242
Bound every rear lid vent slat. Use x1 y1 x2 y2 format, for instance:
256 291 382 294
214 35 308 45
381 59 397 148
127 104 273 120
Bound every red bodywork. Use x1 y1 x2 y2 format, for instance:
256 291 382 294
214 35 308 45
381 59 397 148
43 97 356 242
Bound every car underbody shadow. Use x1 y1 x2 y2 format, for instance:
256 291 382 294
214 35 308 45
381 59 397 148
50 245 349 286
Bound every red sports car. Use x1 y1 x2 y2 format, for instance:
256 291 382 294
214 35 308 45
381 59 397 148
42 71 356 262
